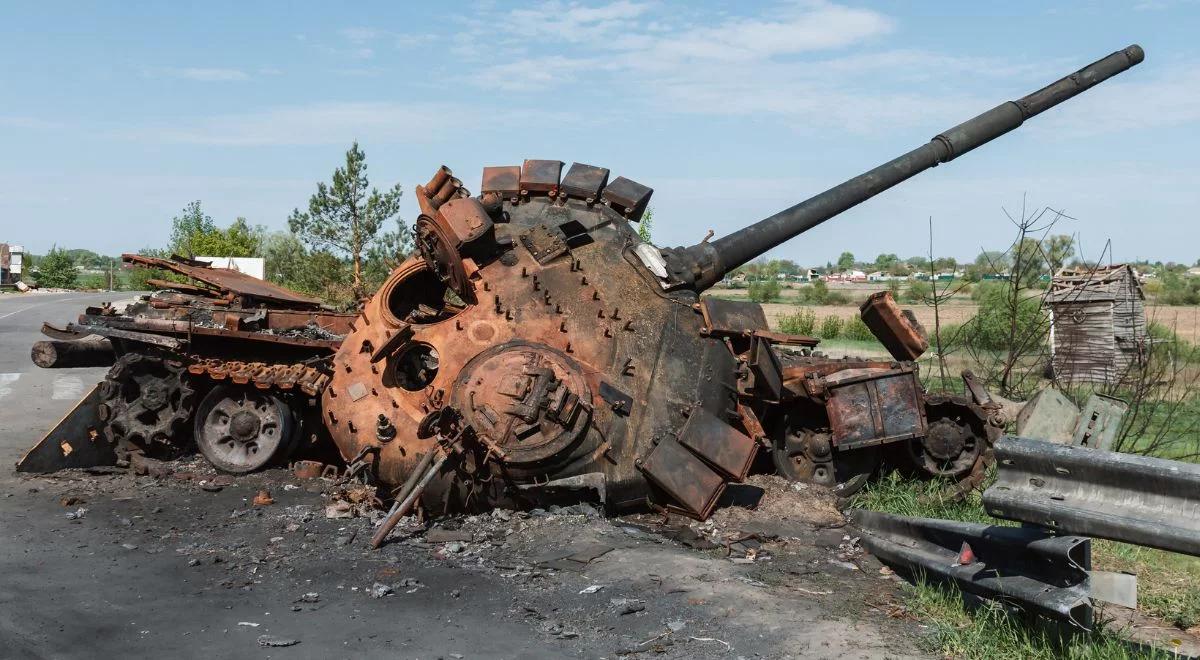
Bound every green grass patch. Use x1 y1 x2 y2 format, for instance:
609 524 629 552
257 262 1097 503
901 579 1166 660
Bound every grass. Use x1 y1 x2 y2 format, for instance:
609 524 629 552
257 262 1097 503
900 579 1167 660
851 471 1199 657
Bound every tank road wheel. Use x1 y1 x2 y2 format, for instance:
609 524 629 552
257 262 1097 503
907 396 988 480
773 429 880 497
194 385 297 474
100 353 196 459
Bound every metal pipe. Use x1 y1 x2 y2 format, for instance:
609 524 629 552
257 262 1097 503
370 449 447 549
682 45 1144 290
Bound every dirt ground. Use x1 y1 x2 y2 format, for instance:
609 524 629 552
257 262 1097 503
1 460 929 659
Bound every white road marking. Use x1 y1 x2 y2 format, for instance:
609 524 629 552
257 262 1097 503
0 373 20 400
52 375 85 401
0 295 92 321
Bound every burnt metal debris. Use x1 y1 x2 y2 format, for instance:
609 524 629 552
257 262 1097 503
17 45 1154 539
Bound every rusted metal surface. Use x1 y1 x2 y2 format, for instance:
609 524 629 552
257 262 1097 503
601 176 652 221
859 291 928 361
16 385 115 473
638 438 727 519
676 407 757 481
186 359 330 396
520 159 563 196
823 367 926 451
123 254 323 308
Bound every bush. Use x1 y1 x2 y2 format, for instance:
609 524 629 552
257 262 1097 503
963 283 1047 351
76 274 108 290
905 280 931 303
843 316 875 342
824 289 851 305
819 315 843 339
778 309 816 336
35 247 78 289
747 279 781 303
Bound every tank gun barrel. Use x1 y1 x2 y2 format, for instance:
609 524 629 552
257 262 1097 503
667 44 1144 290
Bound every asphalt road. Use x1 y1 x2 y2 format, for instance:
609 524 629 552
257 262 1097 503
0 291 924 660
0 291 118 468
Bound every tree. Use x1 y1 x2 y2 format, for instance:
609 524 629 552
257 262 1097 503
169 201 218 256
37 247 78 288
289 141 404 297
1042 234 1075 274
873 253 899 272
637 207 654 243
837 251 856 271
774 259 800 276
169 202 261 258
1011 237 1046 289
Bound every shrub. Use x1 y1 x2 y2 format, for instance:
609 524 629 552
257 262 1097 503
843 316 875 342
819 315 843 339
905 280 932 303
963 283 1047 351
778 309 816 336
747 279 781 302
824 289 851 305
76 274 108 290
35 247 78 289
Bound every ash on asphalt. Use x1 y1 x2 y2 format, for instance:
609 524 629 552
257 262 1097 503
1 461 927 659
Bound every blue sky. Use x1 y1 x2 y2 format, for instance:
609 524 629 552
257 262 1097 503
2 1 1197 266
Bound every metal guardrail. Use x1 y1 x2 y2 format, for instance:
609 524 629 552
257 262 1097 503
983 436 1200 557
853 510 1093 629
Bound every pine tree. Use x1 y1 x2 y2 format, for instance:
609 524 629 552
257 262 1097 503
288 142 404 297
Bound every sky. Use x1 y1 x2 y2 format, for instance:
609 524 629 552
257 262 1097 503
1 1 1197 267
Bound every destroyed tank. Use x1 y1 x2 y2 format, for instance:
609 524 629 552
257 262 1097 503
21 254 355 473
317 45 1145 523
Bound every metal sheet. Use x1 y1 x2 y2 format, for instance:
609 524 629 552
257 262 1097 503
559 163 609 201
677 406 757 481
698 297 768 334
638 438 726 519
1072 394 1127 450
858 291 928 361
601 176 652 221
1015 388 1080 445
481 165 521 198
520 159 563 195
854 510 1092 629
123 254 322 308
825 367 925 450
983 436 1200 557
16 385 116 473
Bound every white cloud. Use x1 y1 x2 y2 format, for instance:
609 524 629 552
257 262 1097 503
339 27 382 43
114 101 581 147
0 116 61 129
169 67 251 82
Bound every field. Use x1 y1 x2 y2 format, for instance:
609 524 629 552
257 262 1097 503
710 285 1200 343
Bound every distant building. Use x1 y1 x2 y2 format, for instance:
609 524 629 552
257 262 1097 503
1047 264 1147 384
1 243 24 286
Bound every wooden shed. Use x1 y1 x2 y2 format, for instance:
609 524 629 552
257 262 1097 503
1046 264 1147 383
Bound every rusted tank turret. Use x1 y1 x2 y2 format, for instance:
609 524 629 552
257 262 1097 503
319 45 1144 523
